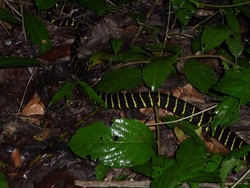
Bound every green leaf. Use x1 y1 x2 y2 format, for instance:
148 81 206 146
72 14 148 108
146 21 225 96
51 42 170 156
152 155 175 178
224 8 240 37
48 83 74 107
73 0 110 15
34 0 60 12
176 9 193 25
143 56 177 91
133 161 153 177
24 13 51 54
224 144 250 162
151 158 220 188
78 81 106 107
95 67 143 93
219 158 242 187
225 36 243 60
172 0 196 25
110 38 124 55
95 164 111 181
176 138 206 162
110 46 150 62
0 57 40 68
201 25 231 52
182 60 218 95
0 172 8 188
213 67 250 105
211 96 240 131
0 8 21 24
68 119 156 168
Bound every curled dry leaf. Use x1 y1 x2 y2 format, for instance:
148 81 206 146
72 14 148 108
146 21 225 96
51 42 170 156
22 92 45 116
11 148 22 167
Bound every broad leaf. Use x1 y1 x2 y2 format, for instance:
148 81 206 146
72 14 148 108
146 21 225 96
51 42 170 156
0 57 40 68
213 67 250 105
24 13 51 54
182 60 218 95
95 164 111 181
95 67 143 93
143 56 177 91
201 25 231 52
68 119 155 168
225 36 243 60
0 8 21 24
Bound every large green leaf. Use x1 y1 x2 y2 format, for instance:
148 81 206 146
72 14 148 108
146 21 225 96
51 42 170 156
68 119 155 168
182 60 218 95
95 67 143 93
213 67 250 105
0 57 40 68
0 8 21 24
24 13 51 54
201 25 231 52
143 56 177 91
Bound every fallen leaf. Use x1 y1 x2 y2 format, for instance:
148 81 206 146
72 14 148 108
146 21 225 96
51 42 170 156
12 148 22 167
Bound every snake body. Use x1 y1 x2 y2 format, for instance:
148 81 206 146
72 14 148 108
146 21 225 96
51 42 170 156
47 3 249 162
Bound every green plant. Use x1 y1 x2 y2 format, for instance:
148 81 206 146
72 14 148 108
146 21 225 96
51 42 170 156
1 0 250 187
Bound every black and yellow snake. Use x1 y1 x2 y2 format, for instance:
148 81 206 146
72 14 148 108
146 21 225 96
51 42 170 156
47 3 249 162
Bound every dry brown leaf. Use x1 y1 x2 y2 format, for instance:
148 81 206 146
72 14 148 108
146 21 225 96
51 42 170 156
11 148 22 167
22 92 45 116
173 83 205 103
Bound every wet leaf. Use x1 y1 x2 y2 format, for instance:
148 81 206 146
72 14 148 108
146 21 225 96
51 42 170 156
68 119 155 168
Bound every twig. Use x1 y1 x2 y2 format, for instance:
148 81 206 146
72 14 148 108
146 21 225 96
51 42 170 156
129 0 161 47
231 168 250 188
74 180 151 188
146 104 217 127
17 67 38 114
